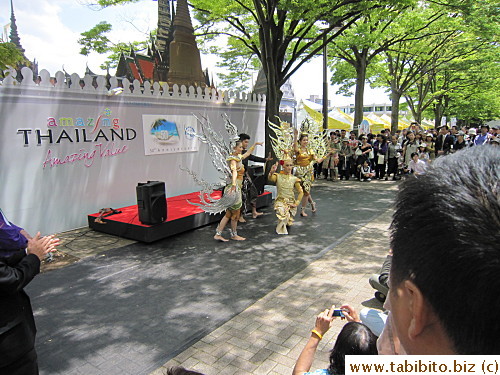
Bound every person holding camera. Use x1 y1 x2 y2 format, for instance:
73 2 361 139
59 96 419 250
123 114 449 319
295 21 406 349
292 305 377 375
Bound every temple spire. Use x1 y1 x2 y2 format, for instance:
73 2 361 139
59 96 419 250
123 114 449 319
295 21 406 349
156 0 172 54
9 0 25 54
167 0 206 87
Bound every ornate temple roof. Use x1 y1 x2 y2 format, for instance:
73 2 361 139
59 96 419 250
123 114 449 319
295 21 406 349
115 0 208 88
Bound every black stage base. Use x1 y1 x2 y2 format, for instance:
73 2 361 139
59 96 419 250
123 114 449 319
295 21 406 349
88 192 272 243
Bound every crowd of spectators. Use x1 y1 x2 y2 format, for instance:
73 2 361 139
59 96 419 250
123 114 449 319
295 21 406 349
319 122 499 181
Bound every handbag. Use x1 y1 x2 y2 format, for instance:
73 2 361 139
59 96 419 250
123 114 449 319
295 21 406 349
377 154 385 165
355 148 362 156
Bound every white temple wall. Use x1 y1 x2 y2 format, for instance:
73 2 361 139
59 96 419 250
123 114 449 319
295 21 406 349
0 68 266 235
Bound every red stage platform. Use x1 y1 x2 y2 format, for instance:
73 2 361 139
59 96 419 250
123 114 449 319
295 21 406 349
88 191 272 243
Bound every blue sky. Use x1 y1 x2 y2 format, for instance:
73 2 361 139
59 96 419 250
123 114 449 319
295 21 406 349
1 0 389 106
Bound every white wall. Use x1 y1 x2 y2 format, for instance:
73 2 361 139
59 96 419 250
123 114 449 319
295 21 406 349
0 67 266 235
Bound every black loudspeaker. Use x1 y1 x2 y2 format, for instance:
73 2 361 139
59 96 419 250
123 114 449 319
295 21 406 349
248 165 265 195
136 181 167 225
248 165 264 179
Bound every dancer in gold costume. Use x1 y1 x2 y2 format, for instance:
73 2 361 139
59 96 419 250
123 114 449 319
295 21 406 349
293 128 325 217
182 114 263 242
268 159 304 234
214 140 263 242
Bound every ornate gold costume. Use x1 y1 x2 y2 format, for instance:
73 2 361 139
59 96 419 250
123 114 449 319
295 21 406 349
224 154 244 211
294 148 315 193
270 172 303 234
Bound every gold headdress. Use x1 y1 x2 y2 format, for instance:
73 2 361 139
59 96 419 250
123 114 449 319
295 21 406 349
268 117 294 162
299 118 328 159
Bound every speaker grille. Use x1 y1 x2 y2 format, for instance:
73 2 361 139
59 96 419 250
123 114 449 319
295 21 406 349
136 181 167 225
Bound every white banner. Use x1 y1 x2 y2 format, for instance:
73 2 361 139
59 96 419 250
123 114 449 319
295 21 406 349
0 75 265 234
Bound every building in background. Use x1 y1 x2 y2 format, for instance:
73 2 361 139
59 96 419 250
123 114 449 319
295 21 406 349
116 0 210 88
336 103 411 117
5 0 38 80
308 94 331 108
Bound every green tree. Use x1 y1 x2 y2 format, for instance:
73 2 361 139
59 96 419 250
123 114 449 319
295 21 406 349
191 0 386 155
78 21 152 70
403 41 495 126
327 3 422 129
370 0 499 131
81 0 408 156
370 6 471 132
0 42 26 72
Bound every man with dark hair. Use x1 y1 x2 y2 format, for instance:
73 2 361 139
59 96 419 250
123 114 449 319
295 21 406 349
389 146 499 354
238 133 272 221
435 125 454 156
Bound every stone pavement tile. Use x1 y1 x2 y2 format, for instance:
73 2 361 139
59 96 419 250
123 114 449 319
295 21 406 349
231 357 260 373
270 362 296 375
178 357 200 370
191 350 219 366
213 351 238 369
271 352 298 368
228 335 253 350
264 341 291 356
149 209 392 374
249 347 274 364
217 364 241 375
192 362 220 375
276 325 298 341
253 359 278 374
282 333 302 350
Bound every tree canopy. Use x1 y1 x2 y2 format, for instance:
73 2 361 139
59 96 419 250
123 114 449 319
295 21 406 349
0 42 26 72
79 0 499 133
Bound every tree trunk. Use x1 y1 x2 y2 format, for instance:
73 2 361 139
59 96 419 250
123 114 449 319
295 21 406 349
353 59 367 132
390 87 402 134
433 99 444 128
414 111 422 124
264 61 283 161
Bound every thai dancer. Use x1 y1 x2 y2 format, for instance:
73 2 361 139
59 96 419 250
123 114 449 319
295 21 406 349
213 140 263 241
182 114 262 241
268 159 303 235
268 120 304 234
292 119 327 217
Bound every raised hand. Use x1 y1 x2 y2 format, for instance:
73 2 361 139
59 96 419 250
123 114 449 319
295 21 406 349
27 232 60 261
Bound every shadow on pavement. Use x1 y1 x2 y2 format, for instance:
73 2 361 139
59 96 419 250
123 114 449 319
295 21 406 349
28 182 396 375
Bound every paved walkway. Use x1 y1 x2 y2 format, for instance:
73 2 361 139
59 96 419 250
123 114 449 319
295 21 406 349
33 179 396 375
150 203 392 375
